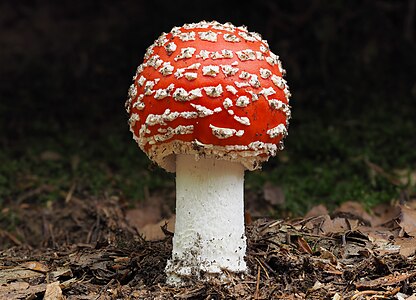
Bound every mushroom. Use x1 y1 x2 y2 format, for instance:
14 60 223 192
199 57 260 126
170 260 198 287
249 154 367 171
125 21 291 284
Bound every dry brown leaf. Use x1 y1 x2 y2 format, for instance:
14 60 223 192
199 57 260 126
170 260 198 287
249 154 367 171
0 267 45 284
296 236 313 254
335 201 372 224
0 281 29 293
125 197 165 229
21 261 49 273
320 216 350 234
399 205 416 237
357 226 393 243
263 182 285 206
44 281 63 300
356 225 401 255
370 202 401 227
395 238 416 258
304 204 329 218
355 271 416 289
301 214 328 233
319 247 338 265
140 215 175 241
0 282 47 300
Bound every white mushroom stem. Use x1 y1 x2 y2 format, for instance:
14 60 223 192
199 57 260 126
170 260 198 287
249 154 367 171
166 154 247 284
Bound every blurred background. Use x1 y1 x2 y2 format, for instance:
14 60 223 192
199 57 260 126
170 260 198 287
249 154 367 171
1 0 415 220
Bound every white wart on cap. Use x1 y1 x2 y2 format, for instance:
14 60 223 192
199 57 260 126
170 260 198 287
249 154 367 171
126 20 291 172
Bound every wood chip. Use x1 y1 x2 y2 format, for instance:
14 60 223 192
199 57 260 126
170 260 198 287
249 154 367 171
44 281 63 300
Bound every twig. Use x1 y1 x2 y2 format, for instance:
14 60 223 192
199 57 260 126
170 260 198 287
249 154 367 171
258 259 276 276
255 258 270 280
65 181 76 203
254 266 261 300
0 229 22 245
95 278 114 300
351 290 386 299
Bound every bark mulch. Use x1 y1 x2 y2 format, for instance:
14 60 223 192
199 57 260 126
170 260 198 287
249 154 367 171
1 196 416 299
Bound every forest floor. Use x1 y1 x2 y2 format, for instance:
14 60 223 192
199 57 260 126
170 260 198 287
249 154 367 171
1 2 416 299
1 193 416 299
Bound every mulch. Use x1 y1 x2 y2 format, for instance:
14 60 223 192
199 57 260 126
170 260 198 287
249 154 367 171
1 196 416 299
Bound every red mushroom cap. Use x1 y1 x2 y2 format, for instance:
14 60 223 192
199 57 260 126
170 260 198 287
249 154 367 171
126 21 291 172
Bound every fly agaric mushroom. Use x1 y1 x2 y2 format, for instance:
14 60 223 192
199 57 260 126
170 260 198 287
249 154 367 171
125 21 291 284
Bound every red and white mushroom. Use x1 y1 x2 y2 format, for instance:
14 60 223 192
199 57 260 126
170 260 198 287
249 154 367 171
126 20 291 284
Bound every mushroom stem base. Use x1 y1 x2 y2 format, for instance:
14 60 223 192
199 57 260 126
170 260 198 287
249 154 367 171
166 154 247 285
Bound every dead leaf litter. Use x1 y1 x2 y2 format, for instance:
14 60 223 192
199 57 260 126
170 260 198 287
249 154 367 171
1 198 416 299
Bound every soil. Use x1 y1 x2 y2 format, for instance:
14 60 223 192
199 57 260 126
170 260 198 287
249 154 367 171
1 195 416 299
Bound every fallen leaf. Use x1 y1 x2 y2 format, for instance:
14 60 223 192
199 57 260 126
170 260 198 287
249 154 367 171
399 205 416 237
320 216 350 234
304 204 328 218
140 215 176 241
370 203 401 227
0 281 29 293
334 201 372 225
357 226 393 243
0 267 45 284
125 192 173 233
0 282 47 299
301 214 328 233
319 247 337 265
21 261 49 273
295 236 313 254
395 238 416 258
263 182 285 206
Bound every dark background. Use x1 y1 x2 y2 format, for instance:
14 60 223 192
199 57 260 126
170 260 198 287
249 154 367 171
1 0 415 213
